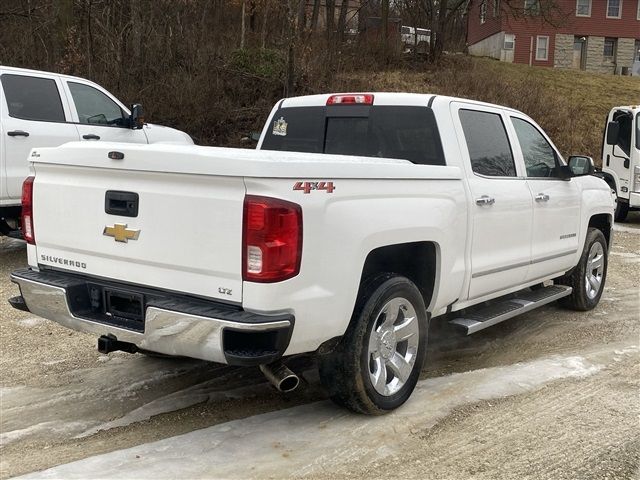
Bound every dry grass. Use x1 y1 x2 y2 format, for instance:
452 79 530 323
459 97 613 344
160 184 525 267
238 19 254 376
333 56 640 164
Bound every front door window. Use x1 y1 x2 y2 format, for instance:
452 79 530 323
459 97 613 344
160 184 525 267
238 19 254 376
68 82 126 127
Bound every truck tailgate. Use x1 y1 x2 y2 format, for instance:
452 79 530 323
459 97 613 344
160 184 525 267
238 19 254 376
32 162 245 303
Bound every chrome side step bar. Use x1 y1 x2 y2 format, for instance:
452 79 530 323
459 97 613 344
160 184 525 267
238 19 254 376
449 285 572 335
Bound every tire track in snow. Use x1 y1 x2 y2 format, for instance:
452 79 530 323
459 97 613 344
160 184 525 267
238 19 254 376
18 349 636 480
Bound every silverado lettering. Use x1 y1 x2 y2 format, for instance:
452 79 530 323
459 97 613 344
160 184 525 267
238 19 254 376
40 255 86 269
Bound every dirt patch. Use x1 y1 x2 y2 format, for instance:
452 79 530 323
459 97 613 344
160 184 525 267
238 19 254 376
1 224 639 479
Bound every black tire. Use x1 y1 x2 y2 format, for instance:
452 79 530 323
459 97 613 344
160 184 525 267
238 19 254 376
615 198 629 222
557 228 608 311
318 274 428 415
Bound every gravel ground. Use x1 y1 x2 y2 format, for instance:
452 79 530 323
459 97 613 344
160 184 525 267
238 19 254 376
1 213 639 479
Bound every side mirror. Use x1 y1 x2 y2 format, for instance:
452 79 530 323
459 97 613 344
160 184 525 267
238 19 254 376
241 132 262 144
606 121 619 146
567 155 595 176
130 104 145 130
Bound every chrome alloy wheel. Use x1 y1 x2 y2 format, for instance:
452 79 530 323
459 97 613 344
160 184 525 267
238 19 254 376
367 297 420 396
585 242 605 300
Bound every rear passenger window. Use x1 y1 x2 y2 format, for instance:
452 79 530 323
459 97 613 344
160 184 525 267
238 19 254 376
459 110 516 177
1 74 65 122
511 117 558 178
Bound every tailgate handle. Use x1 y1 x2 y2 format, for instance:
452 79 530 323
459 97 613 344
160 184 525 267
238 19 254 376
105 191 139 217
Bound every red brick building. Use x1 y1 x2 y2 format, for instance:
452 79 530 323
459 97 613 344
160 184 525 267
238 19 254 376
467 0 640 74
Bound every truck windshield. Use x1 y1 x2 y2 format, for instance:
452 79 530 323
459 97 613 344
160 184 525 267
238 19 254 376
261 105 446 166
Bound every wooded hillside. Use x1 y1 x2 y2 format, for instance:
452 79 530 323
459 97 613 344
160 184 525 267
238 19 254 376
1 1 637 160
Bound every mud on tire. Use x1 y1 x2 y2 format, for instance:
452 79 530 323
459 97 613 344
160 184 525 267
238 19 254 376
557 227 608 311
318 274 428 414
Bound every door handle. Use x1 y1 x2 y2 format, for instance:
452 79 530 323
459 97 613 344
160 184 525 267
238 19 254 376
7 130 29 137
475 195 495 206
83 134 101 140
535 193 550 202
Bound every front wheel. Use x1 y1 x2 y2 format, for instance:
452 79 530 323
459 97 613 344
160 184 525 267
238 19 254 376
557 228 608 311
318 275 428 414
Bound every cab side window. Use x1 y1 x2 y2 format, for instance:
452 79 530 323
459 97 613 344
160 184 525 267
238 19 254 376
613 111 632 156
1 74 65 122
511 117 558 178
68 82 125 126
459 109 516 177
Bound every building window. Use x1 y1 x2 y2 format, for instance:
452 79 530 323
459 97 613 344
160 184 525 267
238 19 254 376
480 1 487 24
536 36 549 61
603 38 617 61
576 0 591 16
606 0 622 18
524 0 540 15
493 0 500 17
637 0 640 19
504 33 515 50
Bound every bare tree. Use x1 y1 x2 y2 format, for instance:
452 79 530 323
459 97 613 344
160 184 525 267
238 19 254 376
337 0 350 41
310 0 321 31
326 0 336 46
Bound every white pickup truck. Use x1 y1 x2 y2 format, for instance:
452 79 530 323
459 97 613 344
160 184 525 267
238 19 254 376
10 93 614 414
0 66 193 237
600 105 640 222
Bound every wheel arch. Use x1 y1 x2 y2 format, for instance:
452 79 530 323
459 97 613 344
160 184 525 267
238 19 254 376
358 241 439 313
588 213 613 250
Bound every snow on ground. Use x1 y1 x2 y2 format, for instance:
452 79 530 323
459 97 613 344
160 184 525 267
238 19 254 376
17 353 608 480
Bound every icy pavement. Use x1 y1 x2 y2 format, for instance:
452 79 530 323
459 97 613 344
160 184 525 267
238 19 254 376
0 358 265 447
18 351 628 480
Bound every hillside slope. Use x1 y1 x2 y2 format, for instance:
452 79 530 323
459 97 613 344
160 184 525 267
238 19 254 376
335 56 640 164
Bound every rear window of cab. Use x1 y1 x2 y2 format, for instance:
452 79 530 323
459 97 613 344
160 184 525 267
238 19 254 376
261 105 446 166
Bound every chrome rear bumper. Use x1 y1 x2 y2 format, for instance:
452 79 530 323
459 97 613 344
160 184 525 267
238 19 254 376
11 269 293 365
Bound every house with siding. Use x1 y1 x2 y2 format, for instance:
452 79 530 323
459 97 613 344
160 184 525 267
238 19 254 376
467 0 640 74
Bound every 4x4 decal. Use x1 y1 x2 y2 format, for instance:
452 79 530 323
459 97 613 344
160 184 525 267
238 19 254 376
293 181 335 194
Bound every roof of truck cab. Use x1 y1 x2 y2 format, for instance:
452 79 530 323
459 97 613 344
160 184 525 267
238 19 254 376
0 65 103 89
613 105 640 113
278 92 525 115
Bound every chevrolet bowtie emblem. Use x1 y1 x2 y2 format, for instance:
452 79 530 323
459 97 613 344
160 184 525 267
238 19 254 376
103 223 140 243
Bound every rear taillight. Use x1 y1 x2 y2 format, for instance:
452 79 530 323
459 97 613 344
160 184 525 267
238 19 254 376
326 94 374 105
21 176 35 244
242 195 302 283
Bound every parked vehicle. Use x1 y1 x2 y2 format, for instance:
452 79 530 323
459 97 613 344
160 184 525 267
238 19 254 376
9 93 614 414
0 66 193 237
600 105 640 222
401 26 430 51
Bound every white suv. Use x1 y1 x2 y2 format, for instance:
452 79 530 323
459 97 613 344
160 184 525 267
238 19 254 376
0 66 193 236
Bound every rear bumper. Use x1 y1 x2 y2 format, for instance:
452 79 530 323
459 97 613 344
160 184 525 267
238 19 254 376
10 268 293 366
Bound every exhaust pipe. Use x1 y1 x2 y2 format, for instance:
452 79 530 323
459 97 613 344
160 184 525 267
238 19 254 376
260 361 300 393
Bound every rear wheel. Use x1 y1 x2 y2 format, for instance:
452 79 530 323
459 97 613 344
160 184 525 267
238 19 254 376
557 228 608 311
318 274 428 414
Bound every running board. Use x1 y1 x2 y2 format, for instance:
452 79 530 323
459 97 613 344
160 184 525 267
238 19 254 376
449 285 572 335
